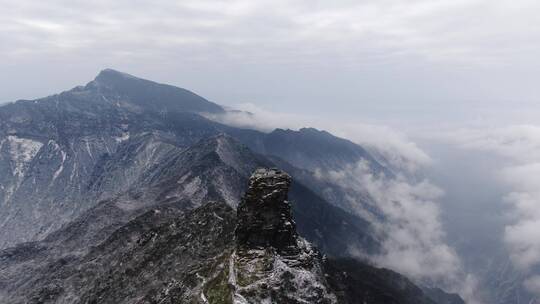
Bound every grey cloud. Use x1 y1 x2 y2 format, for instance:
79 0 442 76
443 125 540 296
3 0 540 65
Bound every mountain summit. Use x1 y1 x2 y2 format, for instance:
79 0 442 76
89 68 224 114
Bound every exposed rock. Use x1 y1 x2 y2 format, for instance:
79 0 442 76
231 168 336 303
236 168 298 253
0 168 460 304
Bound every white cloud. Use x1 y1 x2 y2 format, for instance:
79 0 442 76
501 164 540 271
444 125 540 162
314 160 482 302
318 160 457 278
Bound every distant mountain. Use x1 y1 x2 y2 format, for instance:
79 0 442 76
235 127 385 173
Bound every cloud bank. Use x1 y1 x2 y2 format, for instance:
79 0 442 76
3 0 540 67
320 161 457 279
315 160 482 303
445 125 540 296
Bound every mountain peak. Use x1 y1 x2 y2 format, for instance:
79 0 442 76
95 68 140 82
236 168 298 253
88 68 224 113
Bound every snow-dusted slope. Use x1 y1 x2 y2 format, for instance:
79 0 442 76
0 169 453 304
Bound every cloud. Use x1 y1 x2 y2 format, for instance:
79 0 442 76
443 125 540 162
317 160 457 278
207 103 431 172
444 125 540 296
314 160 483 302
524 275 540 296
3 0 540 67
501 164 540 271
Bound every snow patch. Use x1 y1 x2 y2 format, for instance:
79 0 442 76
7 136 43 177
115 132 130 143
52 149 67 181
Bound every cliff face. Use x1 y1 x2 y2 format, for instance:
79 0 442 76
236 168 297 253
232 168 336 303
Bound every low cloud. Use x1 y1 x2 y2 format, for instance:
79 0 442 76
501 164 540 271
445 125 540 296
316 160 458 279
315 160 482 303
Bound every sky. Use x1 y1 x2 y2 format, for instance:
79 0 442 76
3 1 540 302
2 0 540 127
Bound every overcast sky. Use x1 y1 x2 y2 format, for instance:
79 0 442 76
2 0 540 127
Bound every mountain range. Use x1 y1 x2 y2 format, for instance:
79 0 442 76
0 69 464 303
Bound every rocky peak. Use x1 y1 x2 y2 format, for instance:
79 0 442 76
236 168 298 253
87 68 224 113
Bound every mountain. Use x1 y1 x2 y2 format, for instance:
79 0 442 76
90 68 224 114
0 69 463 303
0 168 453 304
0 70 380 254
234 127 385 173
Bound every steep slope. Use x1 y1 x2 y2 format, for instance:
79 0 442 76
0 69 227 248
90 69 224 114
0 111 225 248
0 168 455 304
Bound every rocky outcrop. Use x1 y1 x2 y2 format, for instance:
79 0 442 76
231 168 336 303
236 168 298 253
